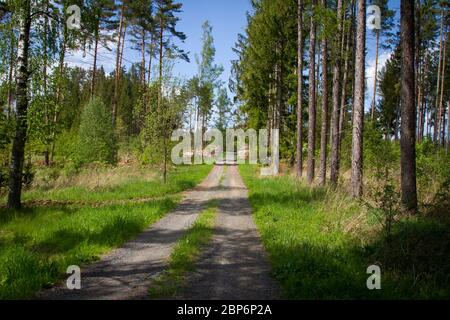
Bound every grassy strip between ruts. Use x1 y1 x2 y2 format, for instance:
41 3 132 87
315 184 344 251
239 164 450 299
0 165 213 300
148 201 218 299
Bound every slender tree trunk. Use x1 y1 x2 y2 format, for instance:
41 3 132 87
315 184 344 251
400 0 418 214
7 33 15 118
417 70 423 142
112 2 125 127
7 0 32 210
435 10 444 143
339 0 354 162
43 0 50 166
307 0 317 184
438 33 447 146
371 31 380 120
141 28 146 86
318 0 328 186
329 0 343 186
148 35 155 85
90 27 99 99
351 0 365 198
296 0 304 177
158 18 164 112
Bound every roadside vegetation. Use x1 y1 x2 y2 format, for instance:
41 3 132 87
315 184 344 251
240 164 450 299
0 164 212 299
149 202 218 299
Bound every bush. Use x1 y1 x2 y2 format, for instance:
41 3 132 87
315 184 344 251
76 97 117 166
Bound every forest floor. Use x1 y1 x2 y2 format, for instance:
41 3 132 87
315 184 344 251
0 164 212 299
1 163 448 299
240 165 450 299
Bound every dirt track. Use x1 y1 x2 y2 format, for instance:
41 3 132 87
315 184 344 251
38 165 278 300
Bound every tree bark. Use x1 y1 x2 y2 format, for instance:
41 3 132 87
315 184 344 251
351 0 365 198
148 34 155 84
158 17 164 112
43 0 50 167
371 31 380 120
438 33 447 146
7 32 15 118
90 27 99 99
435 10 444 143
112 2 125 127
329 0 343 186
400 0 418 214
318 0 328 186
339 0 354 165
296 0 304 177
7 0 32 210
141 28 147 86
307 0 317 184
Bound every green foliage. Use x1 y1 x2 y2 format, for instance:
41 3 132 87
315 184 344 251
240 164 450 299
0 199 176 299
76 97 118 166
0 164 212 299
363 122 399 175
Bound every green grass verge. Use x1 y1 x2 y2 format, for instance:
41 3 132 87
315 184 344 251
0 165 212 299
148 202 218 299
239 164 450 299
15 165 212 204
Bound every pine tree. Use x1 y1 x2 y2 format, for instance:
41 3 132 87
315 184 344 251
329 0 344 186
296 0 304 177
400 0 418 214
307 0 317 184
351 0 366 198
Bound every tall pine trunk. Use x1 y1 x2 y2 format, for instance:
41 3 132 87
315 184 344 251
435 10 444 143
112 2 125 127
90 27 99 99
438 33 447 146
296 0 304 177
339 0 355 149
400 0 418 214
306 0 317 184
7 0 32 210
371 31 380 120
329 0 343 186
351 0 365 198
158 17 164 112
318 0 328 186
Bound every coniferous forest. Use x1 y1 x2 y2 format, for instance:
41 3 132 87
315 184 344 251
0 0 449 301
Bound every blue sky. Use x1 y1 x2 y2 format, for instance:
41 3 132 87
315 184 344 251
67 0 402 110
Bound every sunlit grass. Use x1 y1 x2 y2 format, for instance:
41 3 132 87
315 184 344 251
7 165 212 204
0 165 212 299
239 164 450 299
